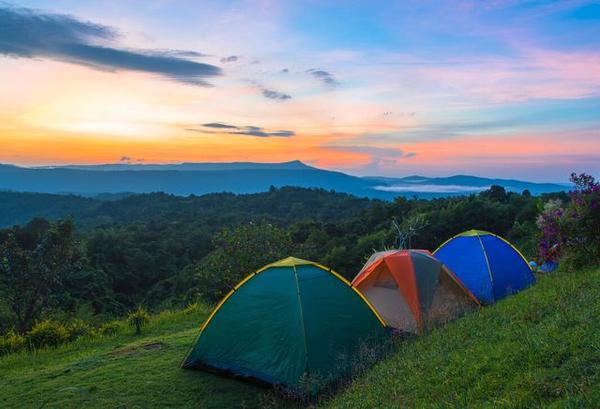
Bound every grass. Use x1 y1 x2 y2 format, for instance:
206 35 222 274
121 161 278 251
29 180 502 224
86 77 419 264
0 306 285 409
1 268 598 408
323 267 600 408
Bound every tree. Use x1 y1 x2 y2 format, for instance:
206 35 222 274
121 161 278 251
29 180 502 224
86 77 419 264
482 185 508 203
536 173 600 268
192 222 293 302
0 219 83 333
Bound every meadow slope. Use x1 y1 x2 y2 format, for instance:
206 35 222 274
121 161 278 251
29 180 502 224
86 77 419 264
324 267 600 408
1 268 598 409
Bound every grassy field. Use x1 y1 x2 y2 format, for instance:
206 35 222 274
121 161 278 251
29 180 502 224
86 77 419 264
0 307 283 409
1 268 599 409
324 267 600 408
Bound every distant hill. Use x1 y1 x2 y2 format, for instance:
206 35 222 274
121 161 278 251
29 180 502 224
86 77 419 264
0 187 373 228
365 174 568 196
35 160 311 172
0 162 568 198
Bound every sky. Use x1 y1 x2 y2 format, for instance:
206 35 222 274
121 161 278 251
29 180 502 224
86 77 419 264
0 0 599 181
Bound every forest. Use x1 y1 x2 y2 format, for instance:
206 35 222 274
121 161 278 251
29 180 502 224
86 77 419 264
4 174 598 346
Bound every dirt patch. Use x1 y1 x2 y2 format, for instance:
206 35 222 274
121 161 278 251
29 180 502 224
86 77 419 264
142 342 164 350
108 341 166 357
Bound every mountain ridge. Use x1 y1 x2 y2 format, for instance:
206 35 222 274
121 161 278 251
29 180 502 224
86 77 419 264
0 161 568 198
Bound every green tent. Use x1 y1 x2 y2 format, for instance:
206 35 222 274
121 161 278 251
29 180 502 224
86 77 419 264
182 257 386 394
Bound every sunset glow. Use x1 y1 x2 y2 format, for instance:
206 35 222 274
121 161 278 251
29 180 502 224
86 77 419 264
1 1 599 181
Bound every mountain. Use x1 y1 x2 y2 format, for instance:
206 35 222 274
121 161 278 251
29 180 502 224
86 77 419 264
34 160 311 172
0 162 567 199
0 161 384 198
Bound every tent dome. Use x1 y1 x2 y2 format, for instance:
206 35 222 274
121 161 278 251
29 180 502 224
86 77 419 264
182 257 386 394
433 230 535 304
352 250 479 334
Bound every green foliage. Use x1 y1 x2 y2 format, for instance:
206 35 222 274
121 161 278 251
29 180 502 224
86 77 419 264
27 319 70 349
182 303 199 315
0 330 26 356
0 185 565 332
128 306 150 335
0 218 84 333
98 321 124 336
67 319 91 341
193 222 293 302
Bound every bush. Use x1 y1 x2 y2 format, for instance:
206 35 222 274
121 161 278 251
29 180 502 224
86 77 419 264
98 321 123 336
0 330 26 356
537 199 564 262
561 173 600 267
128 306 150 335
67 319 91 341
27 320 70 349
537 173 600 268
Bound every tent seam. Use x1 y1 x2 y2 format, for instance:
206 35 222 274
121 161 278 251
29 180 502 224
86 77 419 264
476 232 496 303
292 264 311 381
404 255 424 333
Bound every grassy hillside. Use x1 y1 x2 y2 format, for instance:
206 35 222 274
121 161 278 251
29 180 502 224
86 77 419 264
0 307 282 409
1 268 598 408
325 267 600 408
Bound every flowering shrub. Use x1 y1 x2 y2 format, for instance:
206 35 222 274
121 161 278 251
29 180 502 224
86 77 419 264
562 173 600 266
537 173 600 268
0 330 26 356
27 320 70 349
536 199 564 262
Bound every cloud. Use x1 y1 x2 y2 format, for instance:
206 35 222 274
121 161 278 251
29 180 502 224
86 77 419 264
247 79 292 101
325 145 416 159
119 155 144 163
321 145 416 174
229 126 295 137
307 69 339 89
280 68 289 73
0 5 221 86
375 184 489 193
188 123 295 138
201 122 238 129
154 49 209 58
220 55 238 63
261 88 292 101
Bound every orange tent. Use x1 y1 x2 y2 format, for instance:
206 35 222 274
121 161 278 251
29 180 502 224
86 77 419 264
352 250 479 334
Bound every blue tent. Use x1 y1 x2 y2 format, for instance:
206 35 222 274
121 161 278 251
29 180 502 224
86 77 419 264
540 260 559 273
433 230 535 304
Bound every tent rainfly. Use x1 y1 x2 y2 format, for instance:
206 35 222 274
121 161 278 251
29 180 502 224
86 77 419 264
182 257 387 395
352 249 479 334
433 230 536 304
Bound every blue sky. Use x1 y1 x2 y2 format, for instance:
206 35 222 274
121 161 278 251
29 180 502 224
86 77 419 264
0 0 598 181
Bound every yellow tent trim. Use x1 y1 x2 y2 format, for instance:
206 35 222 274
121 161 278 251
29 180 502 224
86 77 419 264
199 288 233 332
459 229 489 237
197 256 387 335
433 229 532 272
486 232 533 272
312 261 387 327
267 256 315 267
234 272 256 290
